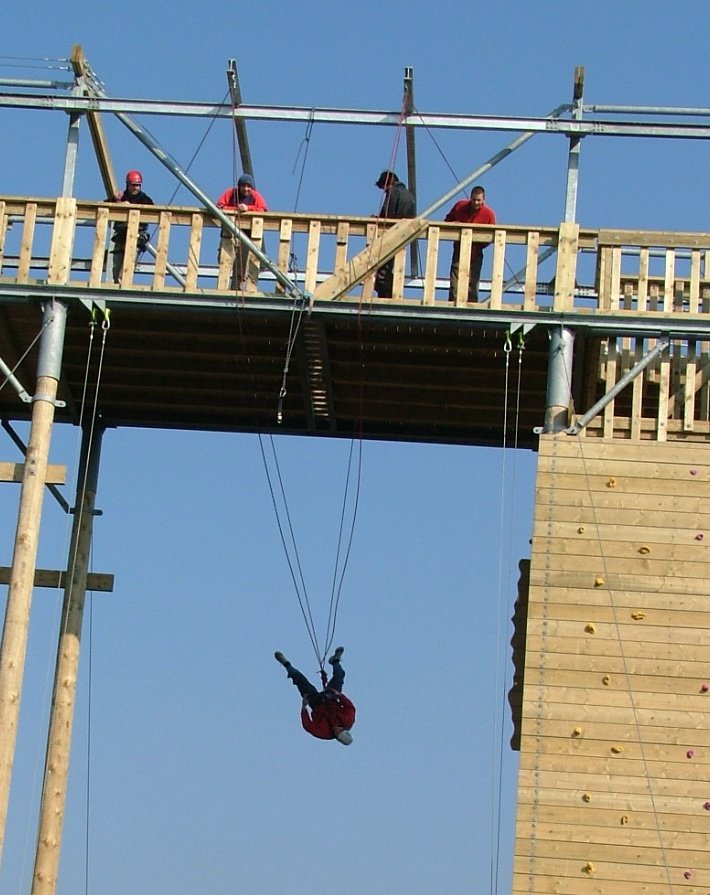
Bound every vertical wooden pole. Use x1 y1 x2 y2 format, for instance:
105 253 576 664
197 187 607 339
0 300 67 867
31 425 104 895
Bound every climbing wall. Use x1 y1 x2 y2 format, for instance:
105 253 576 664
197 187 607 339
513 434 710 894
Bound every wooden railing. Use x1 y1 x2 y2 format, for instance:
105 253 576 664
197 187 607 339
2 196 710 441
2 195 710 314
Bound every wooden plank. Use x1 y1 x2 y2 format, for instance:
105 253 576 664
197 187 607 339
17 202 37 284
0 567 113 592
552 221 578 311
333 220 348 272
637 247 649 311
656 351 670 441
523 664 710 696
153 211 171 290
535 470 710 496
422 225 439 306
119 209 141 287
0 201 6 269
391 246 406 298
602 340 617 437
184 212 204 291
0 462 66 484
276 217 293 291
47 197 76 285
454 228 471 306
304 220 321 294
488 229 505 308
313 215 427 301
663 248 675 307
89 206 109 287
534 500 710 528
523 230 539 310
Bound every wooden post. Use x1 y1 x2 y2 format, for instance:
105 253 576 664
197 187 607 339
0 199 72 868
0 304 67 867
31 425 104 895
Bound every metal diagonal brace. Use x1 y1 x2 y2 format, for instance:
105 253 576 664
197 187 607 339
566 336 670 435
74 51 305 302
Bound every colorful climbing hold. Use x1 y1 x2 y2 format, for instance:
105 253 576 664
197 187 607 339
690 468 698 476
701 683 709 694
684 870 692 880
703 801 710 811
696 533 704 541
687 750 695 759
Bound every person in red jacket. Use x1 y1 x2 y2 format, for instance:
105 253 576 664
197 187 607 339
216 174 268 289
274 646 356 745
445 185 496 302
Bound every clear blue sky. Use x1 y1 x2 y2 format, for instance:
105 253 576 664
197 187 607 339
1 2 709 893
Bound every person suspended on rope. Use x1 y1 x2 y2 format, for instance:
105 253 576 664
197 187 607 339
374 170 416 298
274 646 356 745
216 174 269 289
111 170 154 284
445 185 496 303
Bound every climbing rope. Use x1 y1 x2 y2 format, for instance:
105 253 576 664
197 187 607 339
489 330 525 895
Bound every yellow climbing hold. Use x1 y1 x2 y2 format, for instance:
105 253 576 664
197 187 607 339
620 815 629 825
594 577 605 587
602 675 611 686
582 862 595 875
638 545 650 554
606 478 616 488
582 792 591 802
577 526 585 534
584 623 596 634
631 611 646 621
611 745 624 754
572 727 582 737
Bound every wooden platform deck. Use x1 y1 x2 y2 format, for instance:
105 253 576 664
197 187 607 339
1 196 710 446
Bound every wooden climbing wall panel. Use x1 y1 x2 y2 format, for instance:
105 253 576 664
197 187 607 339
513 435 710 894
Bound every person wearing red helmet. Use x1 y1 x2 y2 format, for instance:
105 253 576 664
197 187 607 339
274 646 356 746
112 170 154 283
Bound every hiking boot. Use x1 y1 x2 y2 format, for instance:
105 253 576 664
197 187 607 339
274 651 288 666
328 646 344 665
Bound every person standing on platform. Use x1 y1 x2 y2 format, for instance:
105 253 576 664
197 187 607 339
216 174 269 289
374 170 416 298
274 646 356 745
112 170 154 283
445 185 496 302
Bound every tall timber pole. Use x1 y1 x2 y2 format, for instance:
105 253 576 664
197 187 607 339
32 424 104 895
0 298 68 867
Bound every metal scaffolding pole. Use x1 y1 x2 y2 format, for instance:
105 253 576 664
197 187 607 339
31 423 105 895
543 326 575 433
0 298 67 867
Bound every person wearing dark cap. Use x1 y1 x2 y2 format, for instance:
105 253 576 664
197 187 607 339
274 646 356 746
216 174 269 289
111 169 154 283
374 170 416 298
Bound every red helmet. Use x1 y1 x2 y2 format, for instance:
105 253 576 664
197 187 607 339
125 170 143 185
